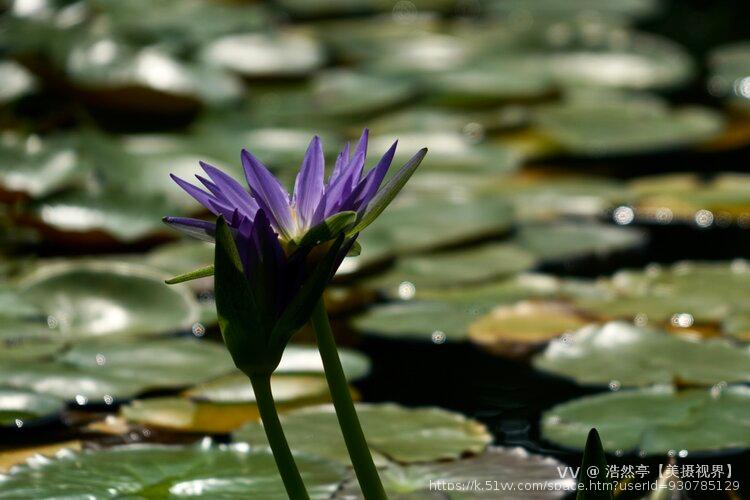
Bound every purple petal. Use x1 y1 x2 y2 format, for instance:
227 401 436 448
162 216 216 242
170 174 218 214
200 161 258 219
293 136 325 228
241 149 294 239
328 142 350 184
348 140 397 212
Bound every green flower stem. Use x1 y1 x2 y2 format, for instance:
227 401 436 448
249 374 310 500
310 299 387 500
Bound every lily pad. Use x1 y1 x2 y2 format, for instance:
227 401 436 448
515 222 645 262
369 131 520 173
17 261 199 338
353 275 570 341
533 99 724 156
28 189 177 243
542 385 750 455
534 321 750 387
365 242 537 294
335 446 575 499
61 337 236 387
122 375 332 433
234 403 492 466
469 301 590 356
61 36 243 110
0 443 345 499
185 374 330 404
358 196 514 256
201 31 325 79
277 345 371 381
0 60 36 104
627 173 750 221
0 360 145 403
708 42 750 112
0 317 66 362
574 261 750 327
93 0 270 45
0 133 89 199
144 240 214 280
312 70 415 118
0 388 64 429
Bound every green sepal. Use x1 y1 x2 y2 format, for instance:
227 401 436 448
297 211 356 248
270 234 346 352
576 428 613 500
214 217 273 376
348 148 427 235
347 240 361 257
165 265 215 284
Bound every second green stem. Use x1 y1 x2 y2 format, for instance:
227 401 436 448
310 299 387 500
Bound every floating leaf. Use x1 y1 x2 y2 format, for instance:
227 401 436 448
358 196 514 256
17 261 199 339
0 61 37 104
533 99 723 156
0 133 89 199
235 403 492 466
61 337 236 387
0 443 345 499
0 388 64 429
365 242 536 295
0 317 66 362
469 301 590 356
515 222 645 263
201 32 325 79
28 190 177 243
533 321 750 387
122 375 332 433
542 385 750 455
312 70 415 117
335 446 575 499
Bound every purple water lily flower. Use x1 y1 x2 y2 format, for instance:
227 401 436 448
164 129 427 248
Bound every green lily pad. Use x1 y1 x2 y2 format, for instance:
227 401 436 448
277 345 371 381
469 301 590 356
276 0 455 19
542 385 750 455
122 374 334 434
0 133 89 198
93 0 270 45
0 443 346 499
17 261 199 338
426 61 554 106
335 446 575 499
0 60 36 104
515 222 645 262
61 36 243 109
358 196 514 256
574 261 750 327
708 42 750 112
145 240 214 280
0 317 66 362
235 403 491 466
533 97 723 156
370 132 520 174
365 242 537 294
490 174 627 221
0 388 64 428
200 31 325 79
534 321 750 387
486 0 658 23
312 70 415 118
352 275 566 341
185 374 330 404
61 337 236 387
0 360 146 403
28 189 177 243
627 173 750 221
